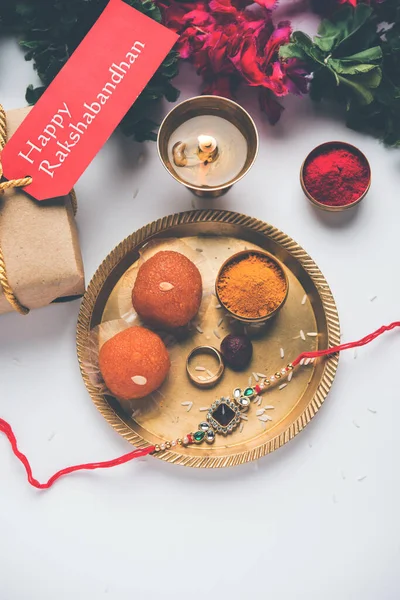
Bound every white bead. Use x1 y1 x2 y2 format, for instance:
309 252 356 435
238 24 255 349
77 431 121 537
160 443 166 451
171 440 177 447
183 436 189 445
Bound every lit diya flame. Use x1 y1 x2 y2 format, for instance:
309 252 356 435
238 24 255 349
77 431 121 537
172 134 219 168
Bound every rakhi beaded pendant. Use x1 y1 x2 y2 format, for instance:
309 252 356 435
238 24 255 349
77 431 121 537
153 363 295 452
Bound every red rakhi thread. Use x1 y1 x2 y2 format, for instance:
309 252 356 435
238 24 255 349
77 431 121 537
292 321 400 367
0 417 154 490
1 321 399 489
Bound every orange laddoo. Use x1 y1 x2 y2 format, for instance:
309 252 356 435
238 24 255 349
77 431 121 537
99 326 170 400
132 251 202 328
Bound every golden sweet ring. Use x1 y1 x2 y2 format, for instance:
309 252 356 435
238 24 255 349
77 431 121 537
186 345 225 389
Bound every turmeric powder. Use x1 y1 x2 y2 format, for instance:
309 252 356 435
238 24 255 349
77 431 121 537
217 253 287 319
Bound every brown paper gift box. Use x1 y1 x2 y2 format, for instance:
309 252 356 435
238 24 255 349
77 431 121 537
0 107 85 315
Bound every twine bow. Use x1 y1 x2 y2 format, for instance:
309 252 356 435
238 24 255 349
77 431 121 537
0 103 77 315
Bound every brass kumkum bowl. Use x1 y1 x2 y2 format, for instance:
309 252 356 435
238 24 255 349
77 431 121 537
215 249 289 324
300 141 371 212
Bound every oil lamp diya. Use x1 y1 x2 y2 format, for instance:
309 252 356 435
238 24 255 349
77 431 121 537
157 96 259 197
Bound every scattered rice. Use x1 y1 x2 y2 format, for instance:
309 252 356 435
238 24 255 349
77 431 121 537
244 327 248 335
213 329 221 340
248 376 253 386
352 420 360 428
279 383 287 390
195 366 206 372
304 358 313 365
239 422 244 433
250 323 262 329
133 188 139 199
252 372 259 382
280 347 284 359
301 294 307 305
215 304 222 309
307 332 318 337
256 409 265 416
197 376 208 381
353 348 358 359
258 414 272 422
357 475 367 482
287 371 293 382
195 325 204 334
264 405 275 410
206 369 214 378
257 372 268 378
255 396 262 406
369 295 377 302
196 248 203 252
299 358 305 366
240 414 248 421
368 408 377 414
181 402 193 412
300 330 306 341
292 335 301 340
199 407 209 412
217 317 224 327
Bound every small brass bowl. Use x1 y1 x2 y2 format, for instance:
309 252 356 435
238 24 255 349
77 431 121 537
215 249 289 324
157 95 259 198
300 141 371 212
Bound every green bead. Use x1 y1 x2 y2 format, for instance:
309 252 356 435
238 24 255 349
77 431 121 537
244 387 254 397
193 430 205 443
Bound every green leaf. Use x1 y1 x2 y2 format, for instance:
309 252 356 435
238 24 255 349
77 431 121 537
338 46 383 64
314 5 375 55
279 42 308 62
337 73 376 105
328 58 381 77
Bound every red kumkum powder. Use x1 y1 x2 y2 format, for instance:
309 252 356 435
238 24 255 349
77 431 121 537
303 146 370 207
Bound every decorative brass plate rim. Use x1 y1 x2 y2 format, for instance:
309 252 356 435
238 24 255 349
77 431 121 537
76 210 340 468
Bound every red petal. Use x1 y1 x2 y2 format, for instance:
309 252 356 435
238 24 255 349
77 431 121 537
258 88 284 124
253 0 278 9
203 76 234 97
231 38 266 86
209 0 238 14
263 21 292 64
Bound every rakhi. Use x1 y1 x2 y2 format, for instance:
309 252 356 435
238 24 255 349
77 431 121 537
1 321 399 489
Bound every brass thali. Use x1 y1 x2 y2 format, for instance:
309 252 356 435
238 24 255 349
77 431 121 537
77 210 340 468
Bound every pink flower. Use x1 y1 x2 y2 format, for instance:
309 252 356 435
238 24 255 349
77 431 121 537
158 0 308 124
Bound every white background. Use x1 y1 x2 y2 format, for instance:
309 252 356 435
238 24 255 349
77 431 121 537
1 4 400 599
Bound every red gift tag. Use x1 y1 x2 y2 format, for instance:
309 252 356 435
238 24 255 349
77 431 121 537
1 0 178 200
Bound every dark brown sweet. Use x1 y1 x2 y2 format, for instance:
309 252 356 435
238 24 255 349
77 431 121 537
99 326 170 401
220 334 253 371
132 251 202 328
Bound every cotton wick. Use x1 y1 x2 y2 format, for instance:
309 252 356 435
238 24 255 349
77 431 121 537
198 135 217 154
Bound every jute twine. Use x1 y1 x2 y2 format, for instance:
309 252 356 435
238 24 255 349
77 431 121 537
0 104 77 315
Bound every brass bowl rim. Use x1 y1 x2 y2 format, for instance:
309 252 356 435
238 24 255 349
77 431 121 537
157 95 259 193
300 141 371 212
215 249 289 324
